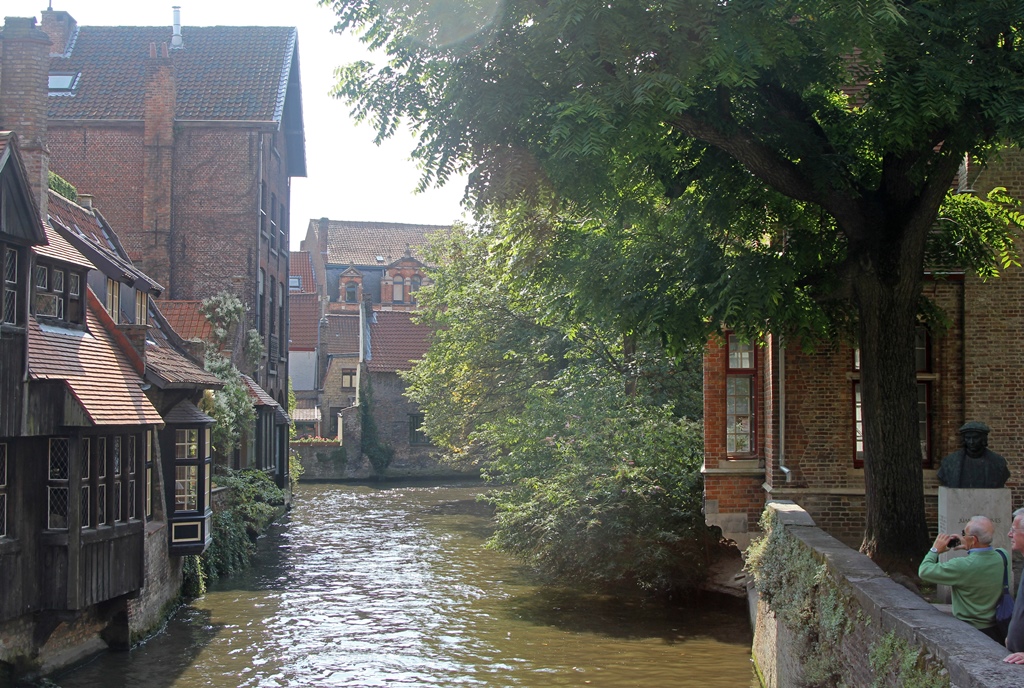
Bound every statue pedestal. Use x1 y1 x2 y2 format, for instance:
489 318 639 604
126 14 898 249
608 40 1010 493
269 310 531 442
935 486 1012 603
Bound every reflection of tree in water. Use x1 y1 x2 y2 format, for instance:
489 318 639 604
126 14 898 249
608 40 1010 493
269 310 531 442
500 587 751 645
50 608 222 688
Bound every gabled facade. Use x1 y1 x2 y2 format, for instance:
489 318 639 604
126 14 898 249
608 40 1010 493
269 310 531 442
39 7 304 416
703 151 1024 549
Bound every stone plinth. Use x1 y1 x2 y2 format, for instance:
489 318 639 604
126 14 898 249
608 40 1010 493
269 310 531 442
935 486 1012 603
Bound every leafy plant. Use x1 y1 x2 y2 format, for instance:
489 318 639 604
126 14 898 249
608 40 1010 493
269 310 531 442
48 171 77 202
199 355 256 463
200 469 284 580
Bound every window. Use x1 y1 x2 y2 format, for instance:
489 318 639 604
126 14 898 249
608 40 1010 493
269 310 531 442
0 444 7 537
853 328 932 467
48 72 80 91
289 275 301 291
345 281 358 303
113 436 123 521
48 438 70 530
393 277 404 304
175 429 199 512
80 438 91 529
279 203 287 251
409 414 429 445
106 277 120 322
260 182 268 235
268 278 276 335
410 276 421 304
726 334 755 455
34 265 64 319
3 248 18 324
69 273 82 323
270 194 278 251
96 437 107 524
128 435 137 520
278 283 285 353
341 369 356 389
145 430 153 519
258 269 265 334
135 291 148 325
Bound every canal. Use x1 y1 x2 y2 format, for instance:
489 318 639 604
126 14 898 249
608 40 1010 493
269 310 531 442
52 482 758 687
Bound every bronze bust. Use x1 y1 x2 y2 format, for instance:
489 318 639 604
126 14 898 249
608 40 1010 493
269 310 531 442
937 421 1010 489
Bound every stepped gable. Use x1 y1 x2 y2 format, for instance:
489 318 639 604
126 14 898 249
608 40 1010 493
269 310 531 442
27 292 162 426
48 25 298 122
367 310 431 372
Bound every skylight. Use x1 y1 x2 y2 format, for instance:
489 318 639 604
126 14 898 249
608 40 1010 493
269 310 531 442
48 72 80 92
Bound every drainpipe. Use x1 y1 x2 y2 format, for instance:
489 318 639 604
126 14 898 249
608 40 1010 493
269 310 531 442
778 339 792 482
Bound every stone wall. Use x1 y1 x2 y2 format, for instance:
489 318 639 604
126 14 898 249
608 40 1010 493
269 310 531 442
750 501 1021 688
292 439 477 481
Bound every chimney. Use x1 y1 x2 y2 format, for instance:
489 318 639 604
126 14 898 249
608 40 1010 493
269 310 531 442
39 7 77 56
0 17 52 220
78 193 93 209
141 41 176 292
171 6 183 49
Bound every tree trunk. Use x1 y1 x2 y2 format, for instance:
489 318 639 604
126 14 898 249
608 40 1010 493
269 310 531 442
854 247 932 573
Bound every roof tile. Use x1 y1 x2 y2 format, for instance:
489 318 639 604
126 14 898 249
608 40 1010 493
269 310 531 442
160 300 214 341
367 310 432 372
315 219 447 267
288 292 319 351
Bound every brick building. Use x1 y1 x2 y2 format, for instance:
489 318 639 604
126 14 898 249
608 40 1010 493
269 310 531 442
703 151 1024 549
38 7 305 410
295 218 456 474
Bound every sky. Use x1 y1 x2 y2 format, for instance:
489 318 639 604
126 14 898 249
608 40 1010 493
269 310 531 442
4 0 471 250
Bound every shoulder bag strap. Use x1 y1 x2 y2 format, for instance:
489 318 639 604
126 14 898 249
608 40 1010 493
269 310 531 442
998 549 1010 591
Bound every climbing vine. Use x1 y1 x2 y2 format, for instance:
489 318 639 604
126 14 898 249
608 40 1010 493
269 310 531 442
48 170 77 202
359 377 393 477
200 469 285 580
746 508 856 687
200 291 244 349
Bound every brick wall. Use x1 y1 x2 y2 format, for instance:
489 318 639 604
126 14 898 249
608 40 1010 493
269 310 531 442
0 17 52 218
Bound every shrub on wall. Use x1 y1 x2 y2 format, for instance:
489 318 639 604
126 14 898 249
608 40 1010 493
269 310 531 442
746 508 856 687
200 469 285 580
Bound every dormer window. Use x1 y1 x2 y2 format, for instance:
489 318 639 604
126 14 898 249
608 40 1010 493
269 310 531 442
289 275 301 291
393 277 404 304
33 261 82 325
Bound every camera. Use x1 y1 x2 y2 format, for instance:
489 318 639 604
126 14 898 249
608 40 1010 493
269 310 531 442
947 537 961 548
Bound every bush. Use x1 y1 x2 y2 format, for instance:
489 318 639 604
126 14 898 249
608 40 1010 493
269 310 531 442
200 469 284 580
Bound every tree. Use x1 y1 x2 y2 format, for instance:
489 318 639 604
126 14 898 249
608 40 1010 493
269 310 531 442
404 225 711 592
326 0 1024 570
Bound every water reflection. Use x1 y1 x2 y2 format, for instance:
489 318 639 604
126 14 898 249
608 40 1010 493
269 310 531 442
53 482 757 687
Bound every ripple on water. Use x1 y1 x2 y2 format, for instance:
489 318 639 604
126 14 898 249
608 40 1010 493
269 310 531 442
52 482 757 688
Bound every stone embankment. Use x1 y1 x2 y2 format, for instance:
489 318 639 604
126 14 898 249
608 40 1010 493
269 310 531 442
749 500 1022 688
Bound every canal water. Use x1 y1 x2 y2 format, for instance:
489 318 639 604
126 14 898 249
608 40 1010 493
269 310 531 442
52 482 758 687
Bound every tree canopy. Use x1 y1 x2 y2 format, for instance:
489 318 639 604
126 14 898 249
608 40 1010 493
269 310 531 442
326 0 1024 569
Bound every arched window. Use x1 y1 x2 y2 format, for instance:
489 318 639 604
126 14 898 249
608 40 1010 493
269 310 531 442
345 281 358 303
409 276 421 304
393 277 404 304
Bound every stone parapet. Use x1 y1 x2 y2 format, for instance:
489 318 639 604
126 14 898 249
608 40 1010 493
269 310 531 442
750 500 1022 688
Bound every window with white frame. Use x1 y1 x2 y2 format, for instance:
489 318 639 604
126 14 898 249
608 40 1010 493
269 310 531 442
113 436 123 522
48 438 70 530
135 291 148 325
145 430 153 519
106 277 120 322
96 437 107 525
341 369 356 389
175 429 199 512
393 277 405 304
726 334 755 455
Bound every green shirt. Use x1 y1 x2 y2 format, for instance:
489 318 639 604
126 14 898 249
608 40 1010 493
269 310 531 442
918 547 1007 629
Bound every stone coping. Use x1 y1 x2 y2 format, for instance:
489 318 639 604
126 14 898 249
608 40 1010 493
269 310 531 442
762 500 1022 688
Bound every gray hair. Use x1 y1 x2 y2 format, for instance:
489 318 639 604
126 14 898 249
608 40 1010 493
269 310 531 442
966 515 995 545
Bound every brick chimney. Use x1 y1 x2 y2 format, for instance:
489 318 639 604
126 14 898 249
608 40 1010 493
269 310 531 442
0 17 52 220
141 41 176 294
39 8 77 56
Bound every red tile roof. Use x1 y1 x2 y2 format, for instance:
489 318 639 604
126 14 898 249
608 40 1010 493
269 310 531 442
324 314 360 356
367 310 432 372
287 292 319 351
289 251 316 294
160 300 214 341
313 219 446 267
240 373 277 407
48 26 298 123
28 291 163 427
